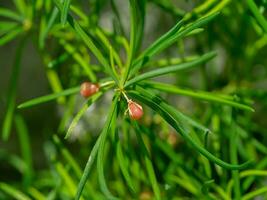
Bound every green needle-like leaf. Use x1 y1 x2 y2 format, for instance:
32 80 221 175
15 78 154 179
130 12 219 75
170 106 211 134
53 135 82 177
0 182 31 200
2 37 26 141
53 0 119 84
96 28 123 69
134 122 161 200
242 186 267 200
47 52 70 69
201 179 215 195
75 137 101 200
27 187 46 200
152 0 185 17
125 51 216 88
55 162 77 198
230 124 241 199
141 81 254 112
130 19 184 75
0 21 18 36
74 95 120 200
14 115 33 188
60 39 97 81
0 27 23 46
39 6 59 49
17 86 80 109
227 170 267 196
247 0 267 33
53 134 100 198
115 130 136 193
12 0 27 17
121 0 146 85
65 92 103 139
166 175 198 195
0 8 23 21
97 95 119 200
129 87 252 170
61 0 71 26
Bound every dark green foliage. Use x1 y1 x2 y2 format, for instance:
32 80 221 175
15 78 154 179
1 0 267 200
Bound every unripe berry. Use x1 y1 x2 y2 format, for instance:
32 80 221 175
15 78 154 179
80 82 99 98
128 100 143 120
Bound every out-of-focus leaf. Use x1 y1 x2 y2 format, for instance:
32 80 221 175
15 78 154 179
125 52 216 87
130 12 219 75
61 0 71 26
2 37 26 141
18 86 80 109
65 92 103 139
0 182 31 200
0 8 23 21
141 81 254 111
129 87 252 170
97 95 119 200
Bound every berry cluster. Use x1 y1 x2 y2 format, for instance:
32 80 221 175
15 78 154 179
80 82 143 120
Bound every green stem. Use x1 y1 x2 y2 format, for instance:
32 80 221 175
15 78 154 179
247 0 267 33
230 123 241 199
2 36 27 140
121 0 137 86
15 115 33 188
75 137 101 200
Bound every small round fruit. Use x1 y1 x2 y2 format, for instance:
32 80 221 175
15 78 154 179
80 82 99 98
128 100 143 120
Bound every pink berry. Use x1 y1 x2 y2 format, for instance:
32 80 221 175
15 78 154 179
80 82 99 98
128 100 143 120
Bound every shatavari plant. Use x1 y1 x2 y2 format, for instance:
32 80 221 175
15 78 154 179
1 0 267 199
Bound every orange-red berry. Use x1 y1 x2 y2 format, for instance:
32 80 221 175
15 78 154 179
80 82 99 98
128 100 143 120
